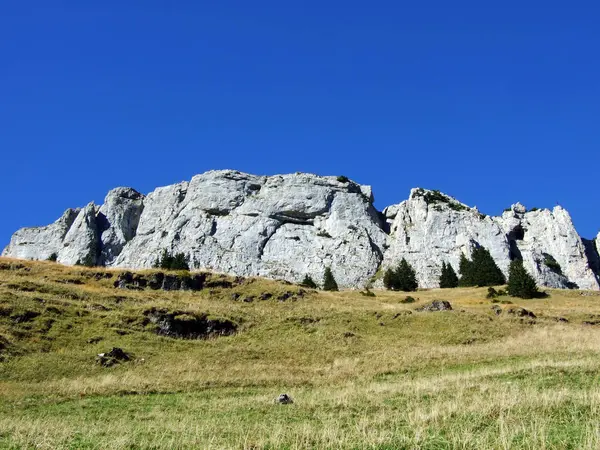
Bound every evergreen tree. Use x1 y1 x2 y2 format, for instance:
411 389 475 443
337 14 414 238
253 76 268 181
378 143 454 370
459 246 505 287
301 274 318 289
396 258 418 291
384 259 418 291
171 253 190 271
507 259 539 299
458 253 474 287
323 267 339 291
383 267 399 290
439 262 459 288
471 246 505 286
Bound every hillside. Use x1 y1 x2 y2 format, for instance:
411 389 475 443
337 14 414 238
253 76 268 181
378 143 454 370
4 170 600 291
3 258 600 448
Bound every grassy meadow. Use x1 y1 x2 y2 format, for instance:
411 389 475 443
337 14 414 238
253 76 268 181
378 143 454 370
1 257 600 449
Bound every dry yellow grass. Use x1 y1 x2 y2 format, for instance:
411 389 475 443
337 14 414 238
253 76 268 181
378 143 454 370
1 257 600 448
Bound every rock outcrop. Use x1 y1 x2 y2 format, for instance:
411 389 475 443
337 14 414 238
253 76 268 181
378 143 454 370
3 171 386 288
381 188 510 288
381 190 599 290
3 171 599 290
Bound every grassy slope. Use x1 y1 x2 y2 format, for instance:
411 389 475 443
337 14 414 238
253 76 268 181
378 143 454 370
1 258 600 449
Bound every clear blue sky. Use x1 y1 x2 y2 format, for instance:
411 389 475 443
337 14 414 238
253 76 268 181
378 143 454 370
2 1 599 250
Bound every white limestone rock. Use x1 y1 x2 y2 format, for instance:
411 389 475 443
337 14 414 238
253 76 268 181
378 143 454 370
381 188 511 288
496 206 599 290
381 191 600 290
112 170 386 288
98 187 145 265
58 203 100 266
2 208 80 261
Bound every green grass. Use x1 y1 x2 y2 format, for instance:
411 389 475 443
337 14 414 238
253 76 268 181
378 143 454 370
2 258 600 448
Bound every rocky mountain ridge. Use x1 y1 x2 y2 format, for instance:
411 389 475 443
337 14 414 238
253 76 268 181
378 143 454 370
3 170 599 290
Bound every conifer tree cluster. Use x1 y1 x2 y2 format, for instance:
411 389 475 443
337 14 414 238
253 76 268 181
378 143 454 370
383 258 418 291
458 246 505 287
154 250 190 271
507 259 539 299
439 262 459 288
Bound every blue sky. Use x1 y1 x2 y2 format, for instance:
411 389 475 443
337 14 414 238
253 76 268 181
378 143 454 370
1 1 599 249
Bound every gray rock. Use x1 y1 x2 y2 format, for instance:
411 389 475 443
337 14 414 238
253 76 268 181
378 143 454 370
416 300 453 312
2 208 79 261
59 203 100 266
97 188 145 265
274 393 294 404
496 206 599 290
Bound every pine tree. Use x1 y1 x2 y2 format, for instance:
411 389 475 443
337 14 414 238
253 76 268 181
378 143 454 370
439 262 459 288
383 267 399 290
171 253 190 271
301 274 318 289
323 267 339 291
384 259 418 291
459 246 505 287
471 246 505 286
507 259 539 299
396 258 418 292
458 253 474 287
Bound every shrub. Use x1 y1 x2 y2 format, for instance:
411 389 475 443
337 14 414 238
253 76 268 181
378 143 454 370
543 253 562 275
384 259 418 292
439 262 459 288
301 275 318 289
337 175 350 183
360 289 376 297
401 296 416 303
47 253 58 262
507 259 539 299
486 287 499 299
323 267 339 291
459 246 505 287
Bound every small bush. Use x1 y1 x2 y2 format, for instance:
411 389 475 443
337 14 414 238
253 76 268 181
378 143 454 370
360 289 376 297
543 253 562 275
486 287 499 299
47 253 58 262
401 296 416 303
337 175 350 183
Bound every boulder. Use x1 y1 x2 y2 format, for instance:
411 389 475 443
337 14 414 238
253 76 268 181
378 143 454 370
274 393 294 405
416 300 453 312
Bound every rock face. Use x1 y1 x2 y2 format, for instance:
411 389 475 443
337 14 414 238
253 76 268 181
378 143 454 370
3 171 599 291
381 189 600 290
382 189 510 288
497 206 599 290
3 171 386 288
